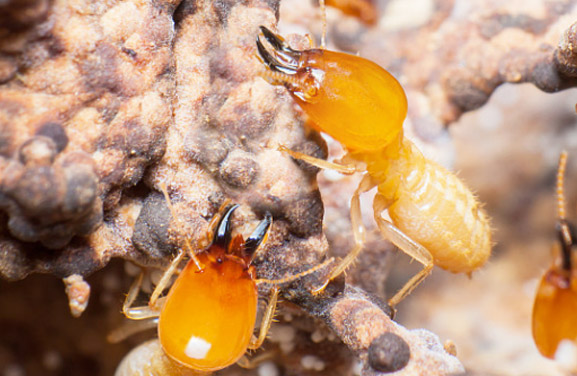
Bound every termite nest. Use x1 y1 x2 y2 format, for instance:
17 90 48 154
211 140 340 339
2 0 577 375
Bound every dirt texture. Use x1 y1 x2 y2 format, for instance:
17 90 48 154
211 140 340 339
1 0 577 375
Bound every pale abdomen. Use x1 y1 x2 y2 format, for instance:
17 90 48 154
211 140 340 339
382 155 491 274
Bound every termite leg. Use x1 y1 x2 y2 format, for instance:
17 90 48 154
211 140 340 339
248 286 280 350
277 145 360 175
237 352 276 369
255 257 335 286
148 249 187 309
107 317 159 343
373 194 434 307
148 182 215 307
312 174 377 294
122 272 162 320
235 288 279 368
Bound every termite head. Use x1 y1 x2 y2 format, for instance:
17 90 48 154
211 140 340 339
256 26 322 103
257 26 407 152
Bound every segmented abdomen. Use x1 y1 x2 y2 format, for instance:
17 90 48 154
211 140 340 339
382 147 491 273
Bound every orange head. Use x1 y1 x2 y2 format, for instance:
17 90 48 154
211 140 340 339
532 220 577 358
257 26 407 152
532 152 577 359
325 0 378 26
158 205 272 371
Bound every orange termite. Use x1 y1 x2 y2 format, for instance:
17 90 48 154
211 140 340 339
256 27 492 306
112 190 333 375
532 151 577 359
325 0 378 25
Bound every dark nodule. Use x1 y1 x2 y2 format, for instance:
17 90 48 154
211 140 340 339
368 332 410 373
36 122 68 153
133 192 174 259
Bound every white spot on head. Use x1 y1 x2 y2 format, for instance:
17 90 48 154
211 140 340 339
184 336 212 360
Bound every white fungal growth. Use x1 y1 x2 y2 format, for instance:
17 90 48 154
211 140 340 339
301 355 326 371
258 361 280 376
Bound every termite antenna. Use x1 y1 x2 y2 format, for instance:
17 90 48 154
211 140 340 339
319 0 327 48
159 183 203 271
555 150 573 272
557 150 568 222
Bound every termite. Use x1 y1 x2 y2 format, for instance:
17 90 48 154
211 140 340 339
324 0 378 26
532 151 577 359
111 188 333 375
256 26 492 306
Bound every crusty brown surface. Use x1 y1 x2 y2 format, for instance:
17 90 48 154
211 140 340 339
2 0 577 375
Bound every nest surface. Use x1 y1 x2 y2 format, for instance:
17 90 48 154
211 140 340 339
1 0 577 375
